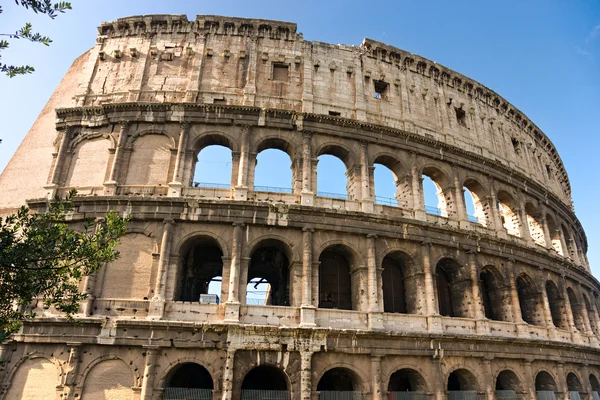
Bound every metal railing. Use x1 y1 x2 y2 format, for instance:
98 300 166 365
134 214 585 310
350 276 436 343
192 182 230 189
592 392 600 400
447 391 478 400
388 392 428 400
317 191 348 200
163 387 213 400
536 392 557 400
254 185 293 194
569 392 581 400
318 392 366 400
240 390 291 400
496 390 518 400
425 205 443 216
375 196 397 207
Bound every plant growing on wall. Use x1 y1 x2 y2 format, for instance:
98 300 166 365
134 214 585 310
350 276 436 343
0 190 127 339
0 1 72 77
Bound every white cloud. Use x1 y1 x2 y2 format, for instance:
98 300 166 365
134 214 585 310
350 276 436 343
586 24 600 44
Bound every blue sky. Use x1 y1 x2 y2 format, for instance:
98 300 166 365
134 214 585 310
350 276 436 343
1 1 599 277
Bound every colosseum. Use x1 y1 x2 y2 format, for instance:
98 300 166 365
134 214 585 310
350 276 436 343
0 13 597 400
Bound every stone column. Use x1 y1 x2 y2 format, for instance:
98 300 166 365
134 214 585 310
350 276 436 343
556 362 568 400
541 281 556 328
140 346 159 400
301 132 314 206
221 349 236 400
360 141 373 213
225 223 243 323
421 242 437 315
483 358 495 400
561 278 577 335
301 228 316 326
452 167 468 226
468 251 484 320
149 219 174 319
557 228 569 258
80 217 108 316
300 351 313 400
234 125 251 200
507 264 523 323
488 184 506 238
62 344 81 399
367 234 383 330
569 238 581 265
517 202 534 245
540 216 554 250
371 356 383 400
579 285 594 336
169 123 190 185
411 155 425 220
433 358 445 400
522 360 537 400
102 123 129 195
45 126 73 197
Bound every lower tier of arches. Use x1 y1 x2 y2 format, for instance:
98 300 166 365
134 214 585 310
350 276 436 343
3 323 600 400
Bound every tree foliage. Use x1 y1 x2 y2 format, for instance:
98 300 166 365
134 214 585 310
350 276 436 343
0 191 127 338
0 1 72 77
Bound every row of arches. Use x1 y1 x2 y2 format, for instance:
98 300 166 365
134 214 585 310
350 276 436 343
54 125 587 270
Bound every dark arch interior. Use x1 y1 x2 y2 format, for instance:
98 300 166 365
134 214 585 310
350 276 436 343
590 374 600 391
317 368 357 391
496 370 520 391
319 248 352 310
167 363 214 389
447 369 477 391
480 268 504 321
545 281 566 329
241 365 288 391
177 238 223 302
567 287 586 332
247 242 290 306
535 371 557 391
516 275 540 325
436 258 467 318
567 373 583 392
382 255 407 314
388 369 426 392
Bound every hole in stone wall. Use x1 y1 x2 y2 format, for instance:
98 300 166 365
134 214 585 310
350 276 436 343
328 111 341 116
177 238 223 302
388 369 427 392
247 242 290 306
166 363 214 390
511 137 521 154
455 107 466 127
319 248 352 310
317 368 357 391
496 370 520 391
242 365 288 391
374 80 389 99
545 281 566 329
272 63 289 82
192 143 232 188
535 371 557 391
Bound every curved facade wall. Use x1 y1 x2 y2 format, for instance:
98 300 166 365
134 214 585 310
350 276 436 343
0 14 599 400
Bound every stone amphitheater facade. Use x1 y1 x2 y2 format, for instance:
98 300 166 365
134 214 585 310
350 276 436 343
0 13 598 400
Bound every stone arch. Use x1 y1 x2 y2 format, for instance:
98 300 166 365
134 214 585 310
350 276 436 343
124 133 173 186
163 362 214 398
545 280 568 329
567 287 586 333
175 234 226 302
589 374 600 393
381 250 419 314
316 142 357 200
545 214 564 255
241 364 290 391
372 152 411 208
254 136 297 160
68 131 116 152
317 242 362 311
4 355 61 400
316 365 368 393
244 233 299 262
371 152 409 180
387 368 428 392
566 371 583 393
497 190 521 237
245 237 295 306
535 370 558 392
525 202 546 247
80 358 136 400
315 142 355 169
479 265 510 321
126 127 176 148
435 257 470 318
516 273 544 325
561 223 579 261
583 293 599 334
156 353 222 389
495 369 523 392
64 136 111 187
253 136 298 192
421 164 452 217
190 131 236 187
447 368 479 391
174 230 230 260
462 177 491 226
191 131 236 153
97 232 154 299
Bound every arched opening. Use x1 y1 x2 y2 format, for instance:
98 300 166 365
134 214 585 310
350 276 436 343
516 274 543 325
373 155 410 208
254 147 294 193
479 267 508 321
192 144 233 189
246 240 291 306
583 295 599 334
422 167 449 217
567 287 586 333
496 370 520 400
317 367 362 398
318 246 353 310
525 203 546 247
317 145 352 200
176 236 223 303
241 365 289 399
388 368 427 396
589 374 600 400
562 224 578 261
497 191 520 237
447 369 478 400
535 371 557 400
436 258 469 318
382 252 417 314
567 373 583 400
545 281 567 329
546 215 564 255
164 363 214 399
463 179 490 226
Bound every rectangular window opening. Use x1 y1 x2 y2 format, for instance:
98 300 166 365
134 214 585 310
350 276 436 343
272 63 289 82
455 107 467 127
329 111 341 116
374 80 389 99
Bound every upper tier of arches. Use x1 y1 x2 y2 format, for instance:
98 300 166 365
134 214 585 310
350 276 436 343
73 14 571 206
